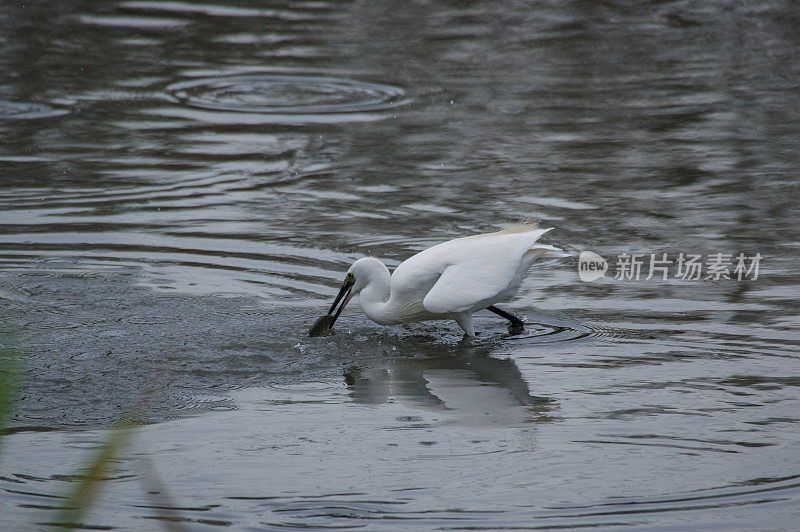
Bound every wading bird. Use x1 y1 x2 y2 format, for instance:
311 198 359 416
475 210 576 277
310 222 567 337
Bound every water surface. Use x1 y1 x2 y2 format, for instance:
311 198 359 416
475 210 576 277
2 0 800 529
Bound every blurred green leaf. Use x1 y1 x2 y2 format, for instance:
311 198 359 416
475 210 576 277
0 328 25 457
52 421 136 529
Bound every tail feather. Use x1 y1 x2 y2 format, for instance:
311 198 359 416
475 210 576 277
527 244 570 258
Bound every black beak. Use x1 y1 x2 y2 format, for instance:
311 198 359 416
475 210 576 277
327 279 354 327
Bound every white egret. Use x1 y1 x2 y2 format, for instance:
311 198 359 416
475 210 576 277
311 221 567 337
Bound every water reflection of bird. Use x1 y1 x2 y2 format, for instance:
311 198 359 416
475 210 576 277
318 222 567 337
343 341 553 424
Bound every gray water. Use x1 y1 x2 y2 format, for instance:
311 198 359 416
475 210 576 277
2 0 800 529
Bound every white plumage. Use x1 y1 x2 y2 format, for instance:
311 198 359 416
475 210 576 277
320 222 567 337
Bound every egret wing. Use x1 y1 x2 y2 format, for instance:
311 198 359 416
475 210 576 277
414 226 562 315
422 259 514 314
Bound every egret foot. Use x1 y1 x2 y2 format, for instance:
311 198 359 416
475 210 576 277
486 305 525 334
507 323 525 335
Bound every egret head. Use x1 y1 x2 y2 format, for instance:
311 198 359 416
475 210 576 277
326 258 387 327
346 257 387 293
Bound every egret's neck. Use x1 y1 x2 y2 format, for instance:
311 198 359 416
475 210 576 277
358 266 393 324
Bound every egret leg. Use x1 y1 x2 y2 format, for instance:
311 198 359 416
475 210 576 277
486 305 525 333
454 313 475 337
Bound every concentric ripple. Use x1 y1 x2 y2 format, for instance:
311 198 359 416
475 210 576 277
508 320 594 343
165 74 409 114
